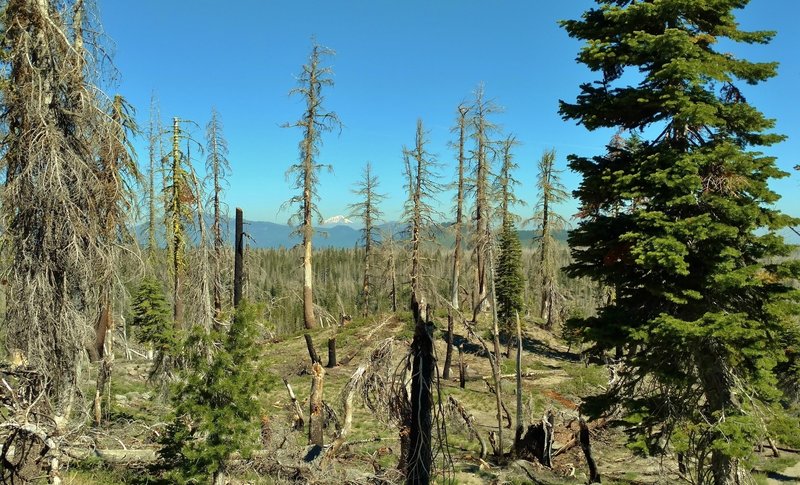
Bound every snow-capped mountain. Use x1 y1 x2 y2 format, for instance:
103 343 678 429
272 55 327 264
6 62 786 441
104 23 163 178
323 215 353 225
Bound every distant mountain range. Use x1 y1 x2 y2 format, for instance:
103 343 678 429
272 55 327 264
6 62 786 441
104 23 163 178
137 216 798 250
136 215 570 249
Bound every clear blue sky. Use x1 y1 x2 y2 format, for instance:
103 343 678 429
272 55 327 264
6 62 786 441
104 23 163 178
100 0 799 225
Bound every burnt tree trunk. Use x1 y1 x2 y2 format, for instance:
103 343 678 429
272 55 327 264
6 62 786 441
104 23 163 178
442 311 454 379
233 207 244 309
579 417 601 483
308 362 325 446
326 338 337 368
304 334 320 365
514 311 523 452
458 345 466 389
407 297 434 485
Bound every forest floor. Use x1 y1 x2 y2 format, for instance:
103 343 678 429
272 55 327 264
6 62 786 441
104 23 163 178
67 311 799 484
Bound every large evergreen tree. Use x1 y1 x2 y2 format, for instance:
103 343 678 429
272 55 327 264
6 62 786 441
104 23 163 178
561 2 800 484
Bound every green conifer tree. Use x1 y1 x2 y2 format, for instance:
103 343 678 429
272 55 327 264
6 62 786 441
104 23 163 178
561 2 800 483
156 303 270 484
494 219 523 345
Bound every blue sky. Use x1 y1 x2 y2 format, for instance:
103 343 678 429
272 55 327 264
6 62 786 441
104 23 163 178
100 0 799 225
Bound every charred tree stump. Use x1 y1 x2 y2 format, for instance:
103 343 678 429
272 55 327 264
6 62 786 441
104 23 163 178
579 417 601 483
515 411 555 466
309 362 325 446
326 338 337 368
442 311 454 379
304 334 320 365
406 297 434 485
233 207 244 309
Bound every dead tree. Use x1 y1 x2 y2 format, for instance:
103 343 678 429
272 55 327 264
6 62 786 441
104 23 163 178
442 311 454 379
579 417 601 483
407 297 435 484
304 334 321 365
458 345 466 389
449 103 470 311
146 94 162 256
1 0 118 423
528 149 568 330
348 162 386 317
327 338 337 368
206 108 232 321
283 378 305 430
402 120 441 308
283 41 341 330
309 362 326 446
468 84 500 316
515 412 555 466
514 311 524 450
233 207 244 309
448 396 486 458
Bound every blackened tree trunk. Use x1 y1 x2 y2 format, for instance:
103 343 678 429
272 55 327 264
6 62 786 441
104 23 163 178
304 334 320 365
233 208 244 309
579 417 601 483
326 338 337 368
407 297 434 484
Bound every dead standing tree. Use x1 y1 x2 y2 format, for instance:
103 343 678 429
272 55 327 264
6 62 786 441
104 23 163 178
93 94 141 425
1 0 114 425
205 108 231 323
283 41 341 331
528 149 568 330
407 297 435 485
348 162 386 317
402 119 441 311
468 85 501 317
449 103 470 312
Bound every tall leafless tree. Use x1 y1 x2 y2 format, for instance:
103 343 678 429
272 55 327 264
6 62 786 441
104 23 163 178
468 85 501 317
403 119 441 309
348 162 385 317
205 107 231 322
283 41 341 330
528 149 568 330
449 103 470 312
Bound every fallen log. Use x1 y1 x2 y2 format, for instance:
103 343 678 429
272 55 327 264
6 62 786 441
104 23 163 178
283 377 305 430
448 395 486 458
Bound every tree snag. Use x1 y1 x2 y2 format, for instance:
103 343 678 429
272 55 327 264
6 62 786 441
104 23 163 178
407 297 434 484
309 362 326 446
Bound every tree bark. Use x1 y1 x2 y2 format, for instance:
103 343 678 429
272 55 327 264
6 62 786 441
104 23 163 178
458 345 466 389
326 338 337 368
407 297 434 485
309 362 325 446
304 334 320 365
233 207 244 309
579 417 601 483
514 311 523 452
